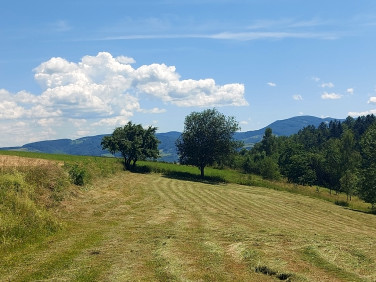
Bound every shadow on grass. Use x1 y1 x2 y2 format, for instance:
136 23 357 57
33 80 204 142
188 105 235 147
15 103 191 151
344 206 376 216
129 164 226 185
162 171 226 185
128 165 152 174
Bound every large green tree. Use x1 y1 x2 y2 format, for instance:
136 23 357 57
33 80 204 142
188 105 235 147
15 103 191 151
101 122 159 170
176 109 242 178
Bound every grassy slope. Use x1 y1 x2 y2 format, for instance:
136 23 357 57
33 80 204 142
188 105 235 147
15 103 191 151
1 168 376 281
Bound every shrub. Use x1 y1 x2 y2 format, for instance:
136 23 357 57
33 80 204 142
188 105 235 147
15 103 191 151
259 157 281 180
65 163 88 186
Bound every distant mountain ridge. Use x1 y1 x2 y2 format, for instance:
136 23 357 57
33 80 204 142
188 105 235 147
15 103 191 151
1 115 342 162
234 115 339 147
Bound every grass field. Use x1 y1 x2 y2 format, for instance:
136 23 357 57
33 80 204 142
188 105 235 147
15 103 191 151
1 153 376 281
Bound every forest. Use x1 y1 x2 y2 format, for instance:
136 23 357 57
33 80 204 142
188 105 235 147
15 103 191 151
233 114 376 208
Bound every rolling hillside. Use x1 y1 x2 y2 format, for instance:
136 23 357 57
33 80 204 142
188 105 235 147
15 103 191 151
1 167 375 281
1 115 341 162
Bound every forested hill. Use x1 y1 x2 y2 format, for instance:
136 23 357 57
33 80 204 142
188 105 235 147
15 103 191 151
1 115 340 162
234 115 337 147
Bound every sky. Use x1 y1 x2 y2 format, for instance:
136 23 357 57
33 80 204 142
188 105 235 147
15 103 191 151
1 0 376 147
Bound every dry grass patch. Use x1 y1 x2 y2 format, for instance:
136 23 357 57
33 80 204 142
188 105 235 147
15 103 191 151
0 155 63 168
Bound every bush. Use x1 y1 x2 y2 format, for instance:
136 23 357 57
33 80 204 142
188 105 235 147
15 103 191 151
65 163 88 186
259 157 281 180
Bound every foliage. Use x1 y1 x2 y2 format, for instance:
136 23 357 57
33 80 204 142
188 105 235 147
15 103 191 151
233 114 376 209
340 170 358 202
359 123 376 208
65 163 88 186
176 109 242 177
258 157 281 180
101 122 159 170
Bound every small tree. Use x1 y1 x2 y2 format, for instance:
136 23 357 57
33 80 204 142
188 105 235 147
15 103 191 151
101 122 159 170
176 109 242 178
340 169 358 202
359 123 376 209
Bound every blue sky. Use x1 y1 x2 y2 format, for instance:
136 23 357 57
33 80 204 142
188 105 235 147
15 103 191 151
1 0 376 146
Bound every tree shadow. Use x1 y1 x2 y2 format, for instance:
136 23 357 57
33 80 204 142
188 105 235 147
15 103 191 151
343 206 376 215
128 165 152 174
161 171 226 185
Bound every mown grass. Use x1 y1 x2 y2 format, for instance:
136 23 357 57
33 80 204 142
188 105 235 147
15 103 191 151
139 160 372 213
3 171 375 281
1 151 376 280
1 150 372 212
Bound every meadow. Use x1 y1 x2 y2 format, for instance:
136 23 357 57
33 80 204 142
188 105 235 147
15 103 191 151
1 151 375 281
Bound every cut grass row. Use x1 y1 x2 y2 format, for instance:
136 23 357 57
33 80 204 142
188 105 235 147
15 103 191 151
139 160 371 213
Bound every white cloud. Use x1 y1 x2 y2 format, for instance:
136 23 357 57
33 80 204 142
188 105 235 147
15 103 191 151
293 94 303 101
311 76 320 82
348 109 376 117
267 82 276 87
321 82 334 88
321 92 342 100
347 88 354 94
240 120 248 125
368 97 376 104
139 107 166 114
116 55 136 64
0 52 247 146
0 101 25 119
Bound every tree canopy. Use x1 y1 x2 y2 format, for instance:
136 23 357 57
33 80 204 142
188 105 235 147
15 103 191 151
101 122 159 170
176 108 242 177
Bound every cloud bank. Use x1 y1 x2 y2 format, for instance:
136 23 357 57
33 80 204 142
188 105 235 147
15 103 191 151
0 52 247 146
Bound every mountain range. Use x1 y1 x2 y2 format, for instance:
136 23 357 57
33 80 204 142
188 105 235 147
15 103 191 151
1 115 341 162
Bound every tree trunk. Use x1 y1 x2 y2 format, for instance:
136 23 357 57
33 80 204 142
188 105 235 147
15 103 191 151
125 158 131 170
123 157 128 170
200 166 205 178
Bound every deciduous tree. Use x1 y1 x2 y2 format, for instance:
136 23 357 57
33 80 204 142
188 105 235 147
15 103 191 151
101 122 159 170
176 109 242 178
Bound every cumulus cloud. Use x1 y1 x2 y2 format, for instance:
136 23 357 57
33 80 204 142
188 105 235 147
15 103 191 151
0 52 247 146
321 92 342 100
267 82 276 87
321 82 334 88
293 94 303 101
347 88 354 94
368 97 376 104
32 52 247 111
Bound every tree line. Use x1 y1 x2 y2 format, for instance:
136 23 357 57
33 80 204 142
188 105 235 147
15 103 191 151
101 110 376 209
234 115 376 208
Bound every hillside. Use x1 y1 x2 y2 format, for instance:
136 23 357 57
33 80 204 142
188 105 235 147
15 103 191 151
1 115 341 162
1 166 375 281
